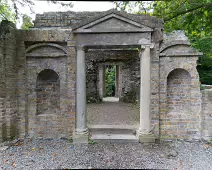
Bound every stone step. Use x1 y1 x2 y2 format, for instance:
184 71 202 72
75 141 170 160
88 125 138 135
88 125 139 142
90 128 136 135
88 124 139 129
90 134 139 143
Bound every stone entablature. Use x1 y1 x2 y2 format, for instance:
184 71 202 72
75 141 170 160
1 9 211 143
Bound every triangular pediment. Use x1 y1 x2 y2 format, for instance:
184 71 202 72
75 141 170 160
73 13 153 33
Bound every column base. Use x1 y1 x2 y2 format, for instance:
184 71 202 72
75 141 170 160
136 130 156 143
73 129 89 144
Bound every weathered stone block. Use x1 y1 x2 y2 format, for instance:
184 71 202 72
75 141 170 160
137 133 156 143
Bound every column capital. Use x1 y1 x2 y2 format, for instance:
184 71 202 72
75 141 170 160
138 38 154 50
76 45 87 51
140 43 154 50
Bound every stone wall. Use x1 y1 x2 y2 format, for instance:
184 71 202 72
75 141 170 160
26 55 68 138
32 8 163 139
33 9 163 29
34 11 102 28
0 21 18 141
159 31 202 140
0 12 209 142
0 23 76 140
201 85 212 140
24 40 75 139
150 37 161 137
160 56 201 140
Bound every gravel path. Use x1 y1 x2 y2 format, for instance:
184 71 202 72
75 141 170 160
0 139 212 169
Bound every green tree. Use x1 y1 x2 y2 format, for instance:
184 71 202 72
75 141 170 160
152 0 212 38
0 0 16 22
113 0 212 37
105 66 116 97
153 0 212 84
196 37 212 84
0 0 73 23
113 0 212 84
21 14 33 29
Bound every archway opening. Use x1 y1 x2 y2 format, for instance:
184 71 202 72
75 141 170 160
36 69 60 115
86 49 140 134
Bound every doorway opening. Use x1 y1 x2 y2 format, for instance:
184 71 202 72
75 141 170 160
86 50 140 141
103 64 119 102
105 65 116 97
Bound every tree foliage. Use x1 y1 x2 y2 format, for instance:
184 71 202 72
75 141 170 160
0 0 73 23
196 37 212 84
105 66 116 97
0 0 16 22
113 0 212 84
21 14 33 29
113 0 212 36
152 0 212 38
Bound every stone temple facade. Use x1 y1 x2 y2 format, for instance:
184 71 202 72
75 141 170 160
0 9 211 143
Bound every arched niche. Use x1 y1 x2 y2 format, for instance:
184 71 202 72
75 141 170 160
167 68 191 113
36 69 60 115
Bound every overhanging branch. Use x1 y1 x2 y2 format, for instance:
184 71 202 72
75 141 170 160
164 2 212 22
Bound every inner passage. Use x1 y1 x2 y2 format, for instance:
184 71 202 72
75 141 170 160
86 50 140 127
105 65 116 97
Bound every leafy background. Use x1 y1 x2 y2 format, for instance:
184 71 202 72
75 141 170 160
114 0 212 84
105 66 116 97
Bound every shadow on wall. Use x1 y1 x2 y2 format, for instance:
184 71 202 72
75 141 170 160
36 69 60 115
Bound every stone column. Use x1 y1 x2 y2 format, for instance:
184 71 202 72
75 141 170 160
73 45 88 143
137 43 155 143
